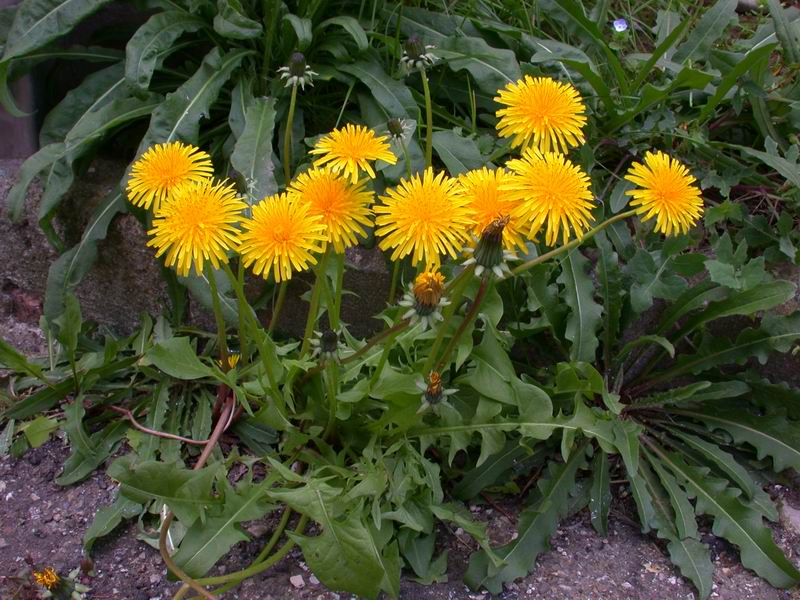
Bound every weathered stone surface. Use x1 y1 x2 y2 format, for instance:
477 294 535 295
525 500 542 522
0 158 390 340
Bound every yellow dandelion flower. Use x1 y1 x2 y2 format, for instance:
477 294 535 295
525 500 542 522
413 270 446 308
218 353 240 370
238 193 326 282
33 567 60 590
458 167 526 253
147 179 246 277
287 168 374 253
503 148 595 246
127 142 213 211
374 168 473 267
624 151 703 236
309 124 397 184
495 75 587 153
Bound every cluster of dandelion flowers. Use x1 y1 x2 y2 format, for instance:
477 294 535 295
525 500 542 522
375 168 474 267
147 179 246 277
239 193 326 282
287 168 374 253
127 141 213 211
310 124 397 184
495 76 587 154
458 167 526 254
504 148 595 247
625 151 703 236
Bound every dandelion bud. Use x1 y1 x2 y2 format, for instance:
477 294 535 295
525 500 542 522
399 271 449 330
416 371 457 412
401 36 437 72
278 52 318 90
463 216 515 278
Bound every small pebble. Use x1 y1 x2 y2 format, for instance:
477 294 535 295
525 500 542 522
309 574 320 585
290 574 305 589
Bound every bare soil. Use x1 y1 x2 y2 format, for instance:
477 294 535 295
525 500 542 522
2 439 800 600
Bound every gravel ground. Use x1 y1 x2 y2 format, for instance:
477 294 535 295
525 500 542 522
1 439 800 600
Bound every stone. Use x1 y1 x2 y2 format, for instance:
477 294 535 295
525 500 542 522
779 501 800 535
289 574 305 589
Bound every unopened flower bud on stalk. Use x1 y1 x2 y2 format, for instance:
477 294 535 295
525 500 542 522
277 52 318 89
311 328 343 362
399 271 450 330
463 216 515 278
401 35 437 72
416 371 457 413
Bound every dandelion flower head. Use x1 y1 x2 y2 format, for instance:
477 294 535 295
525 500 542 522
310 124 397 184
458 167 526 253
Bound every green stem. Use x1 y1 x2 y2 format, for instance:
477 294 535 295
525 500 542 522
236 263 249 361
206 266 228 362
401 138 412 179
369 327 403 387
283 84 299 183
435 277 490 372
260 0 277 93
422 265 474 374
300 250 329 356
323 361 338 440
510 210 637 277
387 261 401 305
268 282 288 335
331 253 345 330
257 506 292 563
420 69 433 169
342 318 410 365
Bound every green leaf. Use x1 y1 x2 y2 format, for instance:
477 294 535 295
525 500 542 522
618 335 675 361
126 11 205 90
138 384 170 462
633 381 712 408
648 455 698 539
213 0 261 40
44 188 126 321
231 411 278 456
1 0 112 61
654 446 800 587
766 0 800 64
557 250 601 363
655 280 726 336
83 493 142 551
282 14 312 50
733 141 800 189
174 479 272 577
53 292 81 360
453 441 532 500
595 232 622 365
138 47 250 149
432 503 503 568
0 419 14 456
626 248 686 313
317 16 368 50
0 336 46 379
676 401 800 472
436 35 520 94
230 96 277 202
589 451 611 536
109 457 220 524
338 60 416 119
145 337 212 380
39 62 126 145
672 0 738 63
57 401 127 485
431 129 485 174
21 415 58 448
3 379 73 419
464 442 587 593
631 17 690 89
671 430 756 499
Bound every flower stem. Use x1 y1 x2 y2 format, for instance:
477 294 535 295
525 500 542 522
387 261 401 305
300 250 329 356
331 252 345 330
268 282 288 335
342 318 411 365
401 138 412 179
510 210 637 277
435 276 490 372
323 361 338 441
283 84 299 183
236 263 249 361
420 69 433 168
206 266 228 362
422 265 474 374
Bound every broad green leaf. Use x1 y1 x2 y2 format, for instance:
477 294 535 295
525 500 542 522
4 143 66 221
655 447 800 587
53 292 81 361
0 419 14 455
138 47 250 149
57 401 127 485
338 60 417 119
174 479 272 577
317 16 368 50
21 415 58 448
677 400 800 472
109 457 221 524
767 0 800 62
126 11 205 90
138 384 170 462
633 381 712 408
648 455 698 539
557 250 601 363
213 0 261 40
43 188 126 320
733 141 800 189
1 0 113 61
618 335 675 362
283 14 312 50
671 0 737 63
626 248 687 313
390 6 479 44
453 441 533 500
432 503 503 568
589 451 611 536
671 430 756 499
464 442 587 593
145 337 213 380
230 96 277 202
39 62 126 145
83 493 141 551
431 129 485 174
3 379 73 419
655 280 725 336
0 336 46 379
436 35 520 94
595 232 622 366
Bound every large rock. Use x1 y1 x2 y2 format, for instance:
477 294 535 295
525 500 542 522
0 159 391 341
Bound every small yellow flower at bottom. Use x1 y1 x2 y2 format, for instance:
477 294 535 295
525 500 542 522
238 193 326 283
33 566 60 590
147 179 246 277
624 151 703 236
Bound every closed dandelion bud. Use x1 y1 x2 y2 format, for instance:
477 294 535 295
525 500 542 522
463 216 515 278
401 35 437 72
288 52 307 77
311 328 343 362
387 117 406 138
416 371 457 412
399 271 450 330
277 51 318 90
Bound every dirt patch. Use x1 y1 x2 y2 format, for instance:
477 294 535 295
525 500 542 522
1 439 800 600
